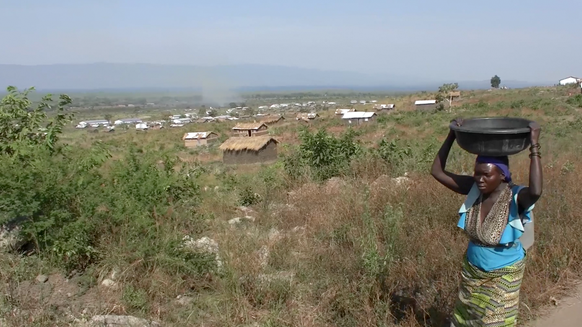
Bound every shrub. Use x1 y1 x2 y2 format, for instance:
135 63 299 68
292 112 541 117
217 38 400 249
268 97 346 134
283 128 363 182
0 87 210 275
566 94 582 108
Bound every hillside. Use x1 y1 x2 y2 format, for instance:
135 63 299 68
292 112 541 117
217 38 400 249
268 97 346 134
1 84 581 326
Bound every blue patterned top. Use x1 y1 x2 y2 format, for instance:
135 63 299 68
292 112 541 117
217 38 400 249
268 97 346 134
457 184 534 271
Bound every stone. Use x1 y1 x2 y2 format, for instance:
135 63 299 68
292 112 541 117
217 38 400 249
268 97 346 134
228 216 255 226
175 295 194 306
391 176 413 186
101 279 117 288
182 236 223 270
0 216 28 252
237 206 256 215
257 245 270 268
257 271 295 284
36 274 49 283
90 315 160 327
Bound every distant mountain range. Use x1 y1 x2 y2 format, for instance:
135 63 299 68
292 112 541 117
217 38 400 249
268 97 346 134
0 63 551 93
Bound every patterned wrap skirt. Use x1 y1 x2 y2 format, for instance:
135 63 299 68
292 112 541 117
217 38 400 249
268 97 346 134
450 255 526 327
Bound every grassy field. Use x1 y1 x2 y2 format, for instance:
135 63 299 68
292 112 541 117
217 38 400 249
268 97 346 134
1 84 582 326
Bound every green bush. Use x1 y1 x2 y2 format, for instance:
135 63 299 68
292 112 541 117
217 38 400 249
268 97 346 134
0 87 211 275
566 94 582 108
283 128 363 182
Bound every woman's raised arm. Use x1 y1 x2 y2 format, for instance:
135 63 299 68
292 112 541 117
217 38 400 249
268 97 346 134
518 122 543 210
430 122 474 195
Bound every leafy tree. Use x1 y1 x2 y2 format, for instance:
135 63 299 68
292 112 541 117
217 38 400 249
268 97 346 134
104 114 113 124
229 102 237 108
437 83 459 107
0 86 73 156
198 107 206 116
491 75 501 88
244 107 256 116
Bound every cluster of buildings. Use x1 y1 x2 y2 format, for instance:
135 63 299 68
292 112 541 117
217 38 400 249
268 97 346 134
75 118 161 131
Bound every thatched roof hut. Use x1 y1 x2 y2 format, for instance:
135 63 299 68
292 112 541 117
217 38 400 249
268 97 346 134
232 122 269 137
259 115 285 125
219 136 279 165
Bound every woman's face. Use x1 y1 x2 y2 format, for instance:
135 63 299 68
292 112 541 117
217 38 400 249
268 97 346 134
474 163 504 194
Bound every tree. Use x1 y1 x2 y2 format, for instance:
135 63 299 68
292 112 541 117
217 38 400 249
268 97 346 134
491 75 501 88
198 107 206 116
437 83 459 108
0 86 73 156
229 102 237 108
104 114 112 124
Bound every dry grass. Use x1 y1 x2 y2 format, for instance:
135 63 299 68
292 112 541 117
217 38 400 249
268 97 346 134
2 86 582 326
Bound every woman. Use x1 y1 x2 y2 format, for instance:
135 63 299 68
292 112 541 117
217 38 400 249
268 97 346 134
430 119 542 327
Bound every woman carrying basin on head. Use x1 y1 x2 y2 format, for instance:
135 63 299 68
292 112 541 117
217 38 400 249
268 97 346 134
430 118 542 327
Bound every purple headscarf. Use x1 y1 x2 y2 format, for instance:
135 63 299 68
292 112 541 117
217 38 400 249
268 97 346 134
475 155 512 182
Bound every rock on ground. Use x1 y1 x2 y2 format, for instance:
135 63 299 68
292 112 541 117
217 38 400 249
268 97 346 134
100 279 118 289
89 315 160 327
228 216 255 226
0 216 28 252
175 295 194 306
36 274 49 283
257 271 295 284
257 245 270 268
182 236 223 269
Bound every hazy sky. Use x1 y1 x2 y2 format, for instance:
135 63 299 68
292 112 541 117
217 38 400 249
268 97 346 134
1 0 580 82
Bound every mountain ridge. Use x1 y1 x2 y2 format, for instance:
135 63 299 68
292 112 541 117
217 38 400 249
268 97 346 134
0 63 551 92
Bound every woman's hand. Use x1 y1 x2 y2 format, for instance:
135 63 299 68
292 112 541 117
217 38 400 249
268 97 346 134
451 117 464 127
529 121 541 144
448 118 463 139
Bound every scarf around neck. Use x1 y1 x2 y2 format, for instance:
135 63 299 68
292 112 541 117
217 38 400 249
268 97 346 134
464 184 513 246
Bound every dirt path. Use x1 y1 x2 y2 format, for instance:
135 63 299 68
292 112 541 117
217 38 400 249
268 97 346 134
526 284 582 327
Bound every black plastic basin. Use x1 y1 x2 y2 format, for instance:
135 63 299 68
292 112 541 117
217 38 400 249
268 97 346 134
450 117 533 156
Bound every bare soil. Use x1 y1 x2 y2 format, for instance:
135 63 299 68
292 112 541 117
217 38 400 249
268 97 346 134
526 283 582 327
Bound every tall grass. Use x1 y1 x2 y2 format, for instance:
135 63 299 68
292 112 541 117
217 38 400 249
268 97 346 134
1 86 582 326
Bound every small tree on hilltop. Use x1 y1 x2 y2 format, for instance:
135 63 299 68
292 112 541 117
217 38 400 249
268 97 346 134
491 75 501 88
437 83 459 108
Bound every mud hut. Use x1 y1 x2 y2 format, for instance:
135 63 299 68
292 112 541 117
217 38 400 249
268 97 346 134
232 122 269 137
448 91 461 99
182 132 219 148
219 136 279 165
